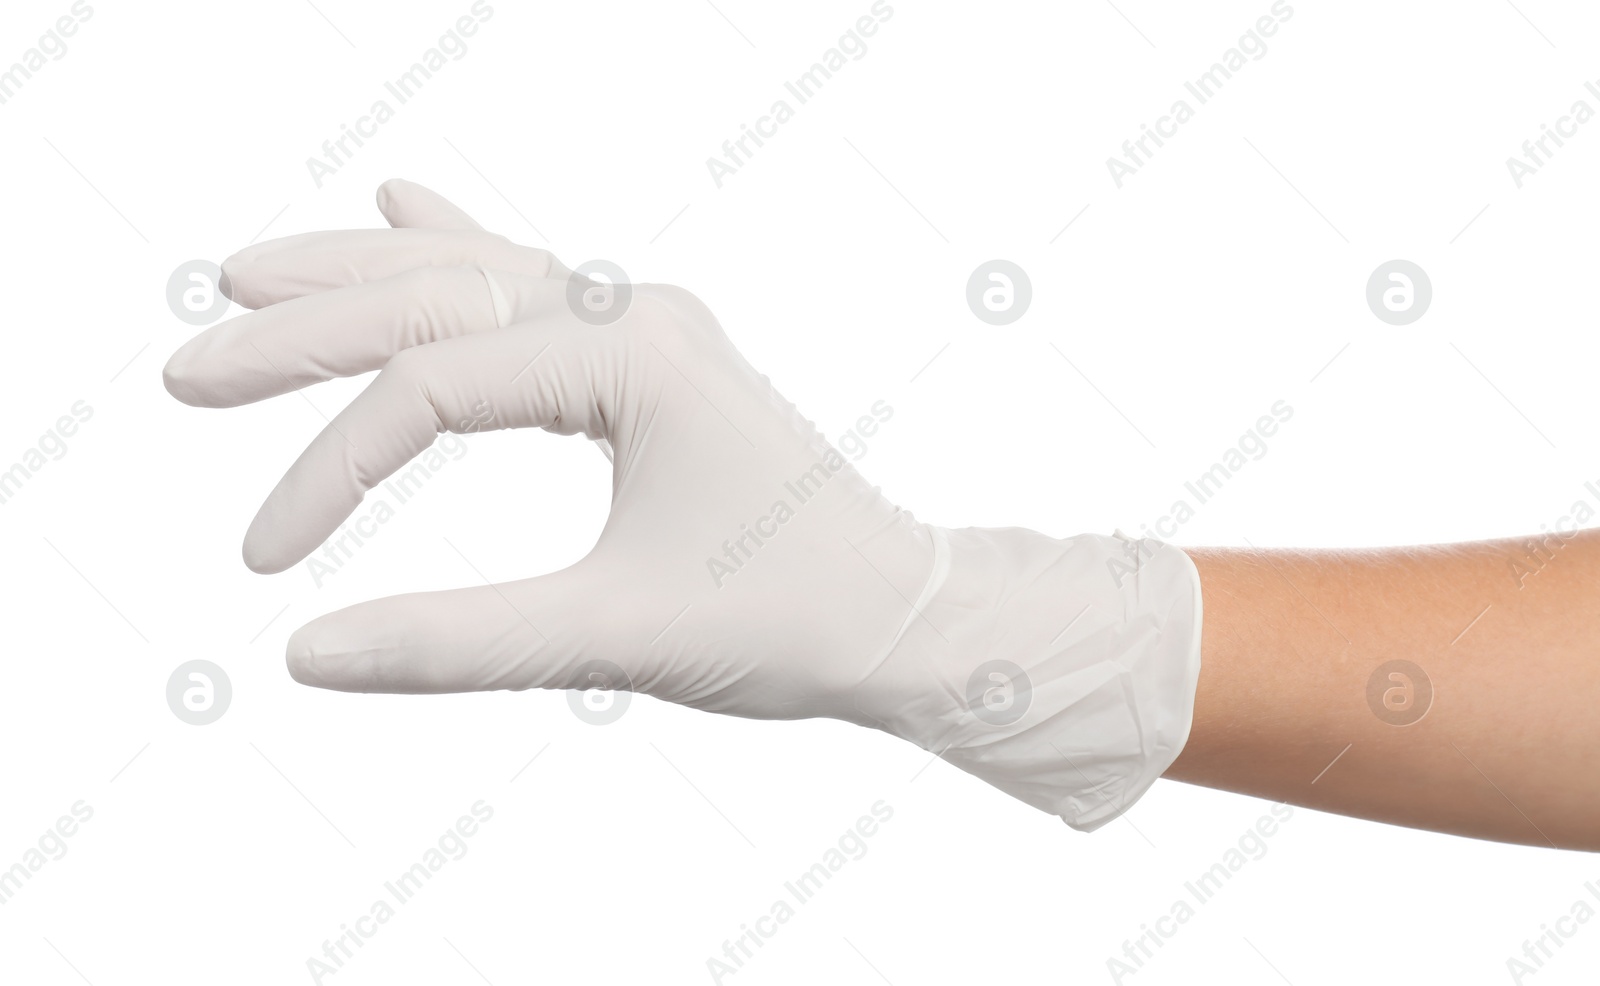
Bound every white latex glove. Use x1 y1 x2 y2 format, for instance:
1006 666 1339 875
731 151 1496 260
164 180 1202 831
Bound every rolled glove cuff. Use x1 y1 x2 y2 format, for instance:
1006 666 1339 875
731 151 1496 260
858 527 1203 832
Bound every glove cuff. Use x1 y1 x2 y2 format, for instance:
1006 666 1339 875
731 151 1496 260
861 527 1203 831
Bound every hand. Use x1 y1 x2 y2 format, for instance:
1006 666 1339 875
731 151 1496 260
164 180 1202 831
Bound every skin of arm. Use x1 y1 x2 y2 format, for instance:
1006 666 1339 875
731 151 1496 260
1165 532 1600 851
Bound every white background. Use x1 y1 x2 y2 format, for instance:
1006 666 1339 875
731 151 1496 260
1 0 1598 983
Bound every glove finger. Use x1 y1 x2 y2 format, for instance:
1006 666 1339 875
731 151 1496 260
375 177 485 231
164 265 567 408
371 178 620 465
286 565 664 695
220 227 572 310
243 316 621 574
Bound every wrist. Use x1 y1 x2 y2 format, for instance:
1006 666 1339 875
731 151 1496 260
854 525 1203 830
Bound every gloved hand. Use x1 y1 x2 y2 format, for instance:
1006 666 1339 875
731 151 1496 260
164 180 1203 831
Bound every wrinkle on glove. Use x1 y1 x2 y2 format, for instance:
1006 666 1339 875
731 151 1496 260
854 529 1202 832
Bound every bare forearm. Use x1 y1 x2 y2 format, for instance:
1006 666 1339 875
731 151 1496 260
1166 532 1600 851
